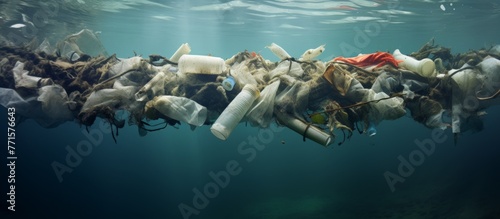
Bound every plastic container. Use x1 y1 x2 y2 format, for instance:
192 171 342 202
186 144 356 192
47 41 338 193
222 76 236 91
178 54 226 75
266 43 291 60
300 44 325 61
135 72 166 101
211 84 260 140
152 96 207 126
170 43 191 63
275 112 332 147
393 49 436 78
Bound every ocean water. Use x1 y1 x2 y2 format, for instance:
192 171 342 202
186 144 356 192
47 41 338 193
1 0 500 218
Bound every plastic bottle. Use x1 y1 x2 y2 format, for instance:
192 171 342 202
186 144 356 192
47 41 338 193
178 55 226 75
170 43 191 63
393 49 436 78
300 44 325 61
152 95 207 126
266 43 291 60
275 112 332 147
211 84 260 140
135 72 166 101
222 76 235 91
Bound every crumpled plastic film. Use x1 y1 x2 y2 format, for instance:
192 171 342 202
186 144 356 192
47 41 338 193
56 29 108 58
0 87 30 109
2 33 500 146
13 61 42 89
246 80 280 128
269 60 303 80
80 86 136 113
37 85 74 121
364 89 406 123
275 80 310 117
230 62 258 87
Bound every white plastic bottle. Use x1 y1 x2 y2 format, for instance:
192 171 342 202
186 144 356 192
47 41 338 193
393 49 436 78
178 54 226 75
266 43 292 60
211 84 260 140
152 95 207 126
300 44 325 61
135 72 166 101
170 43 191 63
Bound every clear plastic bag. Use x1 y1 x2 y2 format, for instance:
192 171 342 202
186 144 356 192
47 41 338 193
275 80 310 117
477 56 500 103
0 87 69 128
56 29 108 58
269 61 303 79
230 62 258 87
0 87 30 109
246 80 280 127
13 61 41 89
37 85 74 121
364 89 406 122
80 86 136 113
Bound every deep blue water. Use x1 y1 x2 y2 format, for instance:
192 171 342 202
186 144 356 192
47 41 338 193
2 0 500 218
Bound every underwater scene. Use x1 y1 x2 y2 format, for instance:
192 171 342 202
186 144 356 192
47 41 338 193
1 0 500 218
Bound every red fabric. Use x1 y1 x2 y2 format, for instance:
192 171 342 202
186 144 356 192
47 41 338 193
333 52 402 68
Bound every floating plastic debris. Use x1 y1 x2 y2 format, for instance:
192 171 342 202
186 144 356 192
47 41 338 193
1 31 499 146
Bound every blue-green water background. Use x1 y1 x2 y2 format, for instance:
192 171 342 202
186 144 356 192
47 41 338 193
2 0 500 218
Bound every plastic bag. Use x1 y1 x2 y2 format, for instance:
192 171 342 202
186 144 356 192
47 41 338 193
275 80 310 116
450 63 481 97
371 72 429 99
269 61 303 79
35 38 54 54
246 80 280 127
489 45 500 57
345 79 369 103
151 95 207 126
0 87 31 109
56 29 108 58
13 61 41 89
477 56 500 102
37 85 74 121
230 62 258 87
108 56 143 77
80 86 136 113
371 72 400 94
0 87 69 128
364 89 406 122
